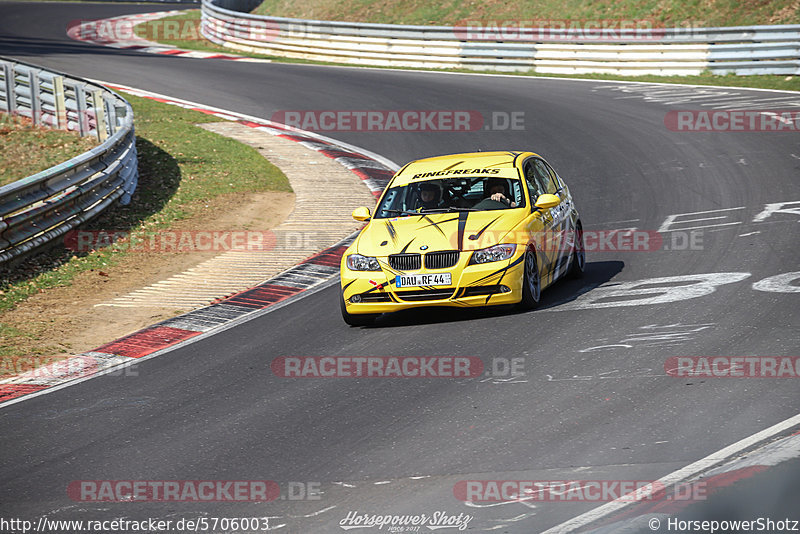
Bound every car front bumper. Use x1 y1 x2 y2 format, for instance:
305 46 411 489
340 249 526 315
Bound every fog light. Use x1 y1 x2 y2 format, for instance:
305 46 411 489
350 294 362 303
500 285 511 293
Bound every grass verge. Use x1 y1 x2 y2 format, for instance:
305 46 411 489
250 0 800 27
0 93 291 359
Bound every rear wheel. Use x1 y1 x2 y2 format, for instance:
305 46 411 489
569 222 586 279
340 292 378 326
518 249 541 310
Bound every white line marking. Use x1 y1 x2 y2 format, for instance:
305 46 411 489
290 506 336 518
540 412 800 534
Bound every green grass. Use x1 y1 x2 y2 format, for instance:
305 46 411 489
0 94 290 320
0 115 98 186
252 0 800 26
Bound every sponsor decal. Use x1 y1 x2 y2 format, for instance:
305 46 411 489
412 168 502 179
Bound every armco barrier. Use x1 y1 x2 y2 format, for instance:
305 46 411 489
201 0 800 75
0 57 138 265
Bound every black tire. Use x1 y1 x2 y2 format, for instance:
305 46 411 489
340 292 378 326
518 248 541 310
569 222 586 279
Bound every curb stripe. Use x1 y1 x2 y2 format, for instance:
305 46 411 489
67 11 272 63
93 326 201 359
0 385 48 402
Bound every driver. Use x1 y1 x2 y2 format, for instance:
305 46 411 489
417 182 442 211
486 178 517 208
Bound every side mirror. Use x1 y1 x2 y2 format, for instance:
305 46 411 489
352 206 372 221
534 194 560 210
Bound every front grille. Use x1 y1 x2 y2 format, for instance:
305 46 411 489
395 289 455 301
389 253 421 271
424 250 460 269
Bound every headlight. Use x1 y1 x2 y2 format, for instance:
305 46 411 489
346 254 381 271
470 244 517 264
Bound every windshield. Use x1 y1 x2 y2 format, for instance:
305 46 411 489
374 176 525 218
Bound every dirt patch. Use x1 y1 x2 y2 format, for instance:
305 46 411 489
0 189 294 378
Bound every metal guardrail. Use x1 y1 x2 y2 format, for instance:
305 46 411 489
0 57 138 265
201 0 800 75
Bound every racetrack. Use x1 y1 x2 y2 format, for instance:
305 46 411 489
1 3 799 532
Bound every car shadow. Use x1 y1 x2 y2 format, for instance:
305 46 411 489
364 260 624 328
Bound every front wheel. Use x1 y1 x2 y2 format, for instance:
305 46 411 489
569 222 586 279
517 249 541 310
569 221 586 278
340 292 378 326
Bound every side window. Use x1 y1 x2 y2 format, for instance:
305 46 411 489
542 160 563 192
533 159 558 195
523 160 546 201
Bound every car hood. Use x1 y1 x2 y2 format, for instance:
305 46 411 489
356 210 525 256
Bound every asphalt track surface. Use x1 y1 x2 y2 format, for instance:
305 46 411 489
1 3 799 532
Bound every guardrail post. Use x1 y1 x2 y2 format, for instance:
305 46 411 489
105 97 117 134
29 68 41 126
53 75 66 130
2 62 16 115
91 89 108 142
74 83 88 136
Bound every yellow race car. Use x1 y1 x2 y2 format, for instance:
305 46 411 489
339 151 585 325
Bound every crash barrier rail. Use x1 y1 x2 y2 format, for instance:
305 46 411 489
202 0 800 75
0 57 138 265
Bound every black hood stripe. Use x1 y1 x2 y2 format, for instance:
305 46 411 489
386 220 398 243
468 254 524 286
457 211 469 251
420 215 455 237
469 215 502 241
399 238 416 254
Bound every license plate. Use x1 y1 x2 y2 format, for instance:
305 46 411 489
396 273 452 288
